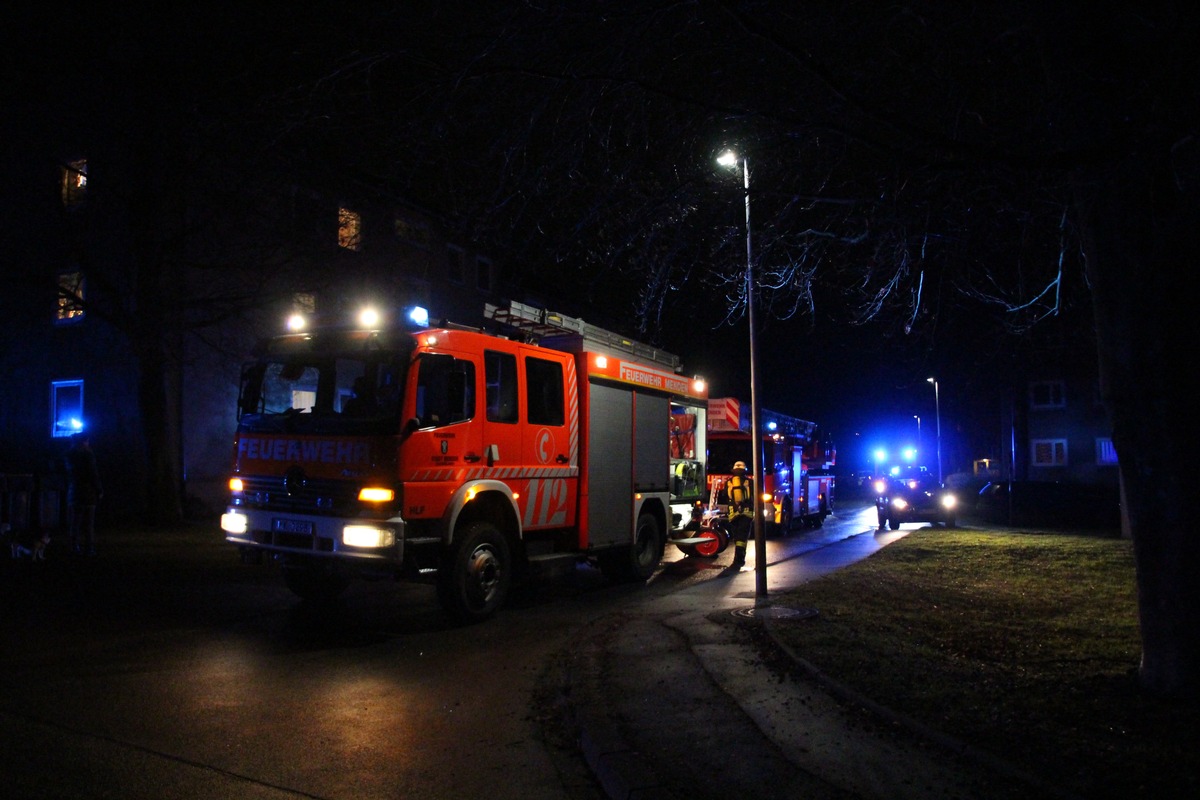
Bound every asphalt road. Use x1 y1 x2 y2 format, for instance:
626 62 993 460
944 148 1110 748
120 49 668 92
0 505 874 799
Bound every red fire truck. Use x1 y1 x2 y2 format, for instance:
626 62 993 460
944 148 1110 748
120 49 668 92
221 301 708 622
706 397 835 535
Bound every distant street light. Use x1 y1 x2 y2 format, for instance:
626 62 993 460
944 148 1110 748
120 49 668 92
718 148 766 599
927 377 942 484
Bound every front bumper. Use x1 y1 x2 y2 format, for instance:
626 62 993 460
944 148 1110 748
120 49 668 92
221 507 408 563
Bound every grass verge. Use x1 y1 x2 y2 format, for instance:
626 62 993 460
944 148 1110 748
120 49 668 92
763 526 1198 800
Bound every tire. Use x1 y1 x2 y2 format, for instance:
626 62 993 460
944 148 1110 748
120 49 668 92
944 514 957 528
877 506 887 529
888 516 901 530
599 512 664 582
437 521 512 623
282 562 350 602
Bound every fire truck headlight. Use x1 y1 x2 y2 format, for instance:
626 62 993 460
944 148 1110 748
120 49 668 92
941 494 958 510
221 512 248 535
358 487 395 503
343 525 395 548
891 497 909 511
872 480 887 494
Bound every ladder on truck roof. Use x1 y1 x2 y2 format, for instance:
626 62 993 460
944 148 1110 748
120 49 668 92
762 408 818 443
485 300 682 372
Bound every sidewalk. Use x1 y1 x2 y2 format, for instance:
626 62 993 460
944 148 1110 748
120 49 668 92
563 528 1075 800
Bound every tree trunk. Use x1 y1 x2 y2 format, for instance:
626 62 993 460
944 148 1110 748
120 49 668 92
137 347 184 524
1081 152 1196 697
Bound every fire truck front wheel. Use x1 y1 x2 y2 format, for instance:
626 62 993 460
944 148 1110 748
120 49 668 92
437 521 512 624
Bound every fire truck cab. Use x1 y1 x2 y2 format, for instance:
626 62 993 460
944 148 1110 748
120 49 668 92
221 301 707 622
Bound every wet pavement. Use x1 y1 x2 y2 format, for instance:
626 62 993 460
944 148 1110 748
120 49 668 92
561 515 1078 800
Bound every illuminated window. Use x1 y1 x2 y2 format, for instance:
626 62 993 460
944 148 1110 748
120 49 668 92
476 256 493 292
446 245 465 284
338 207 362 251
1096 437 1119 466
1029 380 1066 409
50 380 84 437
56 271 85 323
61 159 88 208
1031 438 1068 467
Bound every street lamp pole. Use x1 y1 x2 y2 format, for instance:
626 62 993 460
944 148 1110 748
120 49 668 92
913 415 921 452
719 149 766 598
927 378 942 484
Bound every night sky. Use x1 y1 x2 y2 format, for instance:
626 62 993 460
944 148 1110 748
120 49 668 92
5 2 1123 472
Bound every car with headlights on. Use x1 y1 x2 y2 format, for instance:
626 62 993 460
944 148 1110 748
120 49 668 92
874 466 958 530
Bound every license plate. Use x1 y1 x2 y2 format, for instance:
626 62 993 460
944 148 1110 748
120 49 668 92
272 518 314 535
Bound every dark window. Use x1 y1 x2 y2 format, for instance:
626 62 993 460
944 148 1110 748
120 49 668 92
446 246 465 284
1031 438 1068 466
393 215 431 249
525 357 564 426
476 256 493 292
1029 380 1066 409
485 350 518 423
416 353 475 428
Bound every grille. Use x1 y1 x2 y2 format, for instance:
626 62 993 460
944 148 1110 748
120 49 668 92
237 475 360 515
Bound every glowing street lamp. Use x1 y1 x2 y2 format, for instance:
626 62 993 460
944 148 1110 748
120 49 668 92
718 148 766 598
927 377 942 484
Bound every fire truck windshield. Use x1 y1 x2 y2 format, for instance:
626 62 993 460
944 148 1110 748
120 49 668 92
237 331 411 435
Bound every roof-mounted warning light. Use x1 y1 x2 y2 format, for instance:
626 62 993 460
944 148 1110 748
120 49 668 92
406 306 430 327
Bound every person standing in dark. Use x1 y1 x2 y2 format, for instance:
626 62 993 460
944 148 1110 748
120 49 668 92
67 433 102 555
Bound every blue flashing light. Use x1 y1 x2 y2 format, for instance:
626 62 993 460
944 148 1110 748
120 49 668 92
902 447 917 462
406 306 430 327
766 420 778 432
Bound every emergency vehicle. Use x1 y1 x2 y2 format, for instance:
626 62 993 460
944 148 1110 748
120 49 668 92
220 301 708 622
706 397 835 534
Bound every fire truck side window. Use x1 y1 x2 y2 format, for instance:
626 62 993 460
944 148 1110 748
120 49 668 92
484 350 518 424
415 353 476 428
524 357 564 426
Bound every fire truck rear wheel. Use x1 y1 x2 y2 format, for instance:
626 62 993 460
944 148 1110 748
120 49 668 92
599 512 664 582
282 563 350 603
437 521 512 623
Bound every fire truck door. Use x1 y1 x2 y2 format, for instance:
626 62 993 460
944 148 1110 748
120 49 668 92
483 349 522 468
516 350 576 529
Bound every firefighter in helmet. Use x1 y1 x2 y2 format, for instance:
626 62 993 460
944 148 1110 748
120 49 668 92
721 460 754 576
